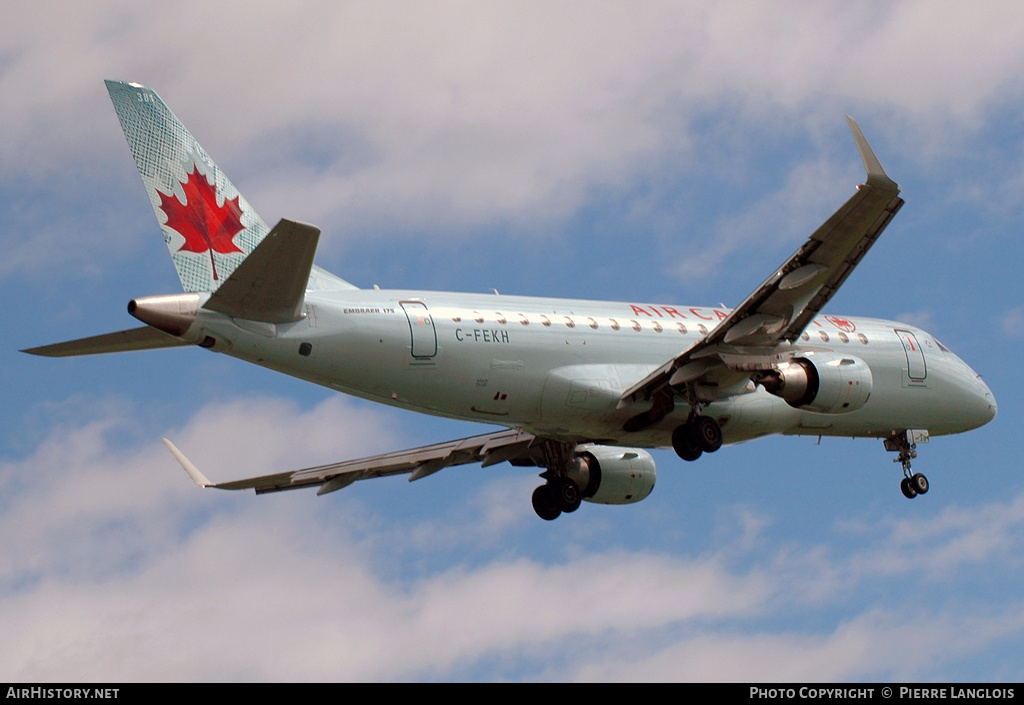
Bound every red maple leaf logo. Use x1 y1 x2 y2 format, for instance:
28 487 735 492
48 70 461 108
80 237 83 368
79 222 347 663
824 315 857 333
157 165 244 281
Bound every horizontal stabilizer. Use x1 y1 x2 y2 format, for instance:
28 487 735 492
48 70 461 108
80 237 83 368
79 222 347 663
22 326 190 357
202 219 320 323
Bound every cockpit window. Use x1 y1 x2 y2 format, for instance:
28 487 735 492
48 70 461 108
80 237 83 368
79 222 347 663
934 337 953 353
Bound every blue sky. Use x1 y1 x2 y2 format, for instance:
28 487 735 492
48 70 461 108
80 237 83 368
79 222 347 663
2 1 1023 682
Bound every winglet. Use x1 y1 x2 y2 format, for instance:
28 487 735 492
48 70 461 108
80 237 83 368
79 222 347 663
162 438 214 488
846 116 898 190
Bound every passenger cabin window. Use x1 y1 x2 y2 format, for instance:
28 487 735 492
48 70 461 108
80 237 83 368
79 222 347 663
818 331 830 342
451 315 462 322
630 320 641 332
609 319 621 331
838 332 849 343
564 317 575 328
652 322 663 333
473 312 484 323
857 333 869 344
587 317 598 329
495 313 507 324
518 314 529 325
677 323 687 334
540 315 551 327
698 324 708 336
801 332 809 341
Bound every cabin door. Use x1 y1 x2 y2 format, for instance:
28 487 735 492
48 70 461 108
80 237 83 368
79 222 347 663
400 302 438 359
895 329 927 384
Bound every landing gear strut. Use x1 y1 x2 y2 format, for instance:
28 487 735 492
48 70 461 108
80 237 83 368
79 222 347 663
672 414 723 462
885 431 929 499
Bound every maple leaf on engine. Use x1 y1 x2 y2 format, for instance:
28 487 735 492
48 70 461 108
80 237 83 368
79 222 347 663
157 165 245 281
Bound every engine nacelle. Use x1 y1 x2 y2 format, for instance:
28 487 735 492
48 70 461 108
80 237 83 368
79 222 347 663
759 351 873 414
568 445 657 505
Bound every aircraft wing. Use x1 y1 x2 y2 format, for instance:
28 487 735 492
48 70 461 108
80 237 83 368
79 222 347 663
620 118 904 410
163 428 540 496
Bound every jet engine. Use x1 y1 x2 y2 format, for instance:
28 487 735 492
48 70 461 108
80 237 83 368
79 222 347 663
567 445 657 504
758 351 873 414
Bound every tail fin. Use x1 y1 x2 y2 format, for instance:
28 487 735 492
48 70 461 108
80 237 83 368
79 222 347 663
106 80 271 292
106 81 357 294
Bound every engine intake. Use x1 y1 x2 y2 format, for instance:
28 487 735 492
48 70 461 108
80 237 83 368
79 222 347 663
568 445 656 505
758 352 873 414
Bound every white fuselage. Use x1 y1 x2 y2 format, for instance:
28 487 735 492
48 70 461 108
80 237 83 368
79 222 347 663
187 289 997 450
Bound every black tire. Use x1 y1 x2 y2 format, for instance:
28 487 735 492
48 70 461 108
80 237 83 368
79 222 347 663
556 478 582 513
912 473 929 495
900 477 918 499
672 424 702 461
695 416 723 453
532 485 561 520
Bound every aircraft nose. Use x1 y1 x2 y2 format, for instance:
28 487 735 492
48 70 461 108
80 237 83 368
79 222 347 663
949 355 996 432
960 363 997 429
976 374 997 424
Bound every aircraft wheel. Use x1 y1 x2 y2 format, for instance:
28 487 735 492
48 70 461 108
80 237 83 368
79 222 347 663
900 477 918 499
695 416 723 453
912 473 929 495
555 478 582 513
532 485 562 521
672 424 703 462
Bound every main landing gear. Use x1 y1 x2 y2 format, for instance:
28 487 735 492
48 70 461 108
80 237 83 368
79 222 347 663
885 431 929 499
672 414 723 462
530 441 583 521
532 476 581 521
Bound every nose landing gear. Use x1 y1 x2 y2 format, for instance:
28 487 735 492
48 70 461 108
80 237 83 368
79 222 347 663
900 473 929 498
886 430 929 499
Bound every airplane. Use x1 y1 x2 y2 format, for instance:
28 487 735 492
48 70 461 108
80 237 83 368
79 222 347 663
24 81 997 520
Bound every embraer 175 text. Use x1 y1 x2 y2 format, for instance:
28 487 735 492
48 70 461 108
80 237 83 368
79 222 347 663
25 81 997 520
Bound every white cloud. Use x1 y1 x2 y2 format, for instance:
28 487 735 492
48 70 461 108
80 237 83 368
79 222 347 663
5 2 1024 243
2 395 1023 681
1001 305 1024 339
675 155 849 281
896 309 936 331
570 607 1024 682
